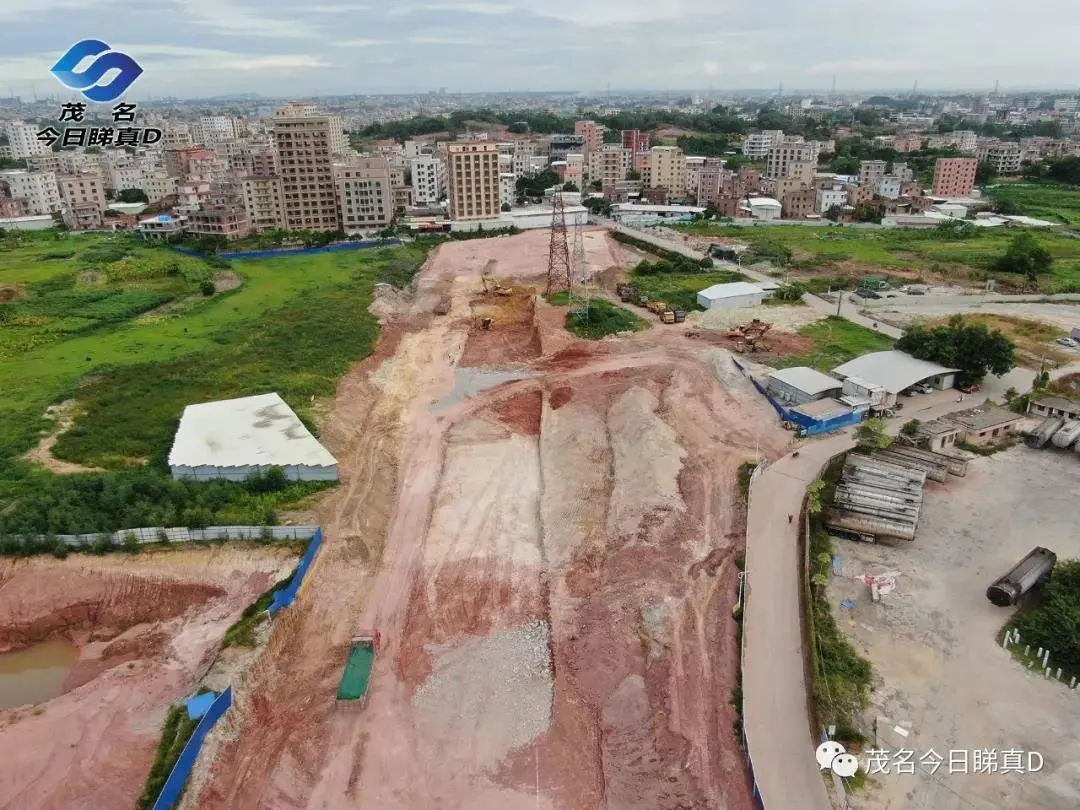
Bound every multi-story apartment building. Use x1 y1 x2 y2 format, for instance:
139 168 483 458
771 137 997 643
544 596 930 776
273 105 349 231
0 195 28 218
25 153 61 174
447 142 500 221
765 141 816 180
163 124 194 148
215 140 253 175
186 203 251 240
242 176 286 231
392 184 413 214
334 155 392 232
548 134 587 162
742 130 785 159
890 162 914 182
621 129 650 154
111 164 145 192
4 122 50 160
976 140 1022 174
196 116 242 146
563 153 585 189
694 162 727 206
574 120 605 154
588 144 633 188
932 157 978 197
0 170 61 214
511 141 537 177
859 160 888 188
250 146 279 178
875 177 902 199
410 155 446 206
141 171 178 204
643 145 686 195
781 188 817 219
57 171 106 230
500 173 516 209
817 185 848 214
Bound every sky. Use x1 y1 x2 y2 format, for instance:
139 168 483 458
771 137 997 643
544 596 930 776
1 0 1079 99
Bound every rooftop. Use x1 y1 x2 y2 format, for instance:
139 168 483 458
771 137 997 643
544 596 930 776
168 393 338 470
1030 395 1080 413
769 366 843 396
790 398 851 419
832 351 958 394
946 401 1022 432
698 281 765 300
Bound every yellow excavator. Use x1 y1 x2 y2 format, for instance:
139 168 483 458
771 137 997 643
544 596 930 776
481 274 512 296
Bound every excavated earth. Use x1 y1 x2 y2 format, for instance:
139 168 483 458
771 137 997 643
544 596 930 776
0 545 299 810
187 228 792 810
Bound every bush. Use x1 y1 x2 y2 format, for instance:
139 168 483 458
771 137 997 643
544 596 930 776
1011 559 1080 678
136 704 200 810
199 279 215 296
565 300 648 340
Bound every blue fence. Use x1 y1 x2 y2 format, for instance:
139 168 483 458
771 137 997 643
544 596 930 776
730 357 863 437
268 527 323 615
169 238 401 262
152 687 232 810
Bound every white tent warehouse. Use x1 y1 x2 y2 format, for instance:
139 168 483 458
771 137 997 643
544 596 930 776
696 281 765 310
831 351 958 406
168 393 339 482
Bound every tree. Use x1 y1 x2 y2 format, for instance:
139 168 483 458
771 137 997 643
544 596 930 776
500 202 511 212
807 480 826 515
896 314 1016 386
589 179 603 191
993 231 1053 288
702 201 719 220
626 169 642 181
852 203 880 223
1013 560 1080 674
855 419 892 452
116 188 149 204
562 181 579 192
900 419 921 438
975 161 998 186
991 197 1022 216
1047 156 1080 186
824 205 842 222
775 282 807 301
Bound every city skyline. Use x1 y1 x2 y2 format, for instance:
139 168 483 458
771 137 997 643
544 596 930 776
2 0 1080 99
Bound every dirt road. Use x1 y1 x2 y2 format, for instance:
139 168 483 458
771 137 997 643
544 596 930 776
189 229 791 810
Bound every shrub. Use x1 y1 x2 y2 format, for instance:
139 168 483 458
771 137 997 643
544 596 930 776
199 279 215 296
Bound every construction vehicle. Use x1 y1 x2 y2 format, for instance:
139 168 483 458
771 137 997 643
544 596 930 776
987 547 1056 607
673 310 687 323
647 300 668 315
480 317 493 330
480 274 513 297
660 310 676 324
336 629 381 709
726 319 773 352
616 283 638 302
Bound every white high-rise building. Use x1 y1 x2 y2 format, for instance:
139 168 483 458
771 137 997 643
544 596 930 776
410 155 446 206
5 122 50 160
1 170 62 214
742 130 785 159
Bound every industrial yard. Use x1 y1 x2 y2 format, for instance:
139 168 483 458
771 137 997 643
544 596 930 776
825 446 1080 810
184 228 791 810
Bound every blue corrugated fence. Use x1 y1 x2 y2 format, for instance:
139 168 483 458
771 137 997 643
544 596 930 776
268 527 323 615
152 687 232 810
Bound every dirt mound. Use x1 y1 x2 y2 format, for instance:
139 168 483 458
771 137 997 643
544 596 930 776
492 390 542 435
460 288 542 367
535 344 604 371
549 387 573 410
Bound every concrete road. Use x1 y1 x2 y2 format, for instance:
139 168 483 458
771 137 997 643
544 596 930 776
742 435 854 810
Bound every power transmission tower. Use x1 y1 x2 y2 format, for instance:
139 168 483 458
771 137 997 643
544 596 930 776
546 195 572 295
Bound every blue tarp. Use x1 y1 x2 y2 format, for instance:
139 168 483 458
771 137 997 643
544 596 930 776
184 691 216 721
152 687 232 810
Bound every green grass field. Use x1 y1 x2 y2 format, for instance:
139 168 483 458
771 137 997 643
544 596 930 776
770 316 896 372
629 268 746 312
989 182 1080 226
676 219 1080 293
0 231 429 537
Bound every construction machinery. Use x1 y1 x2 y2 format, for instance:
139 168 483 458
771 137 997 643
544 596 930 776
616 283 639 302
646 300 668 315
480 317 493 330
727 318 773 353
660 310 676 324
480 274 513 296
336 629 381 710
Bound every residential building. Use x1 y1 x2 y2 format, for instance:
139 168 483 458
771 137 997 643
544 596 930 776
781 187 817 219
392 184 413 214
242 176 286 231
574 120 605 154
875 177 902 199
643 145 686 195
111 164 145 192
334 155 392 231
890 162 914 182
4 121 50 160
447 142 501 220
273 104 348 231
694 162 726 206
621 129 650 154
765 141 816 180
512 141 537 177
548 134 587 162
57 172 106 229
944 403 1021 446
1027 395 1080 421
742 130 785 159
25 154 61 174
563 153 585 189
817 185 848 214
951 130 978 154
588 144 633 188
0 170 61 214
197 116 242 146
976 140 1023 174
138 214 187 238
186 203 252 241
411 155 446 205
163 125 194 148
500 173 516 209
932 157 978 197
0 196 28 218
164 147 216 179
859 160 888 188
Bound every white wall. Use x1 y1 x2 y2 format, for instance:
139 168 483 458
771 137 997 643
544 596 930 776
697 291 763 310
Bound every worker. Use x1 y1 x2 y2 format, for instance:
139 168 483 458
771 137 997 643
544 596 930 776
788 514 794 524
792 450 800 458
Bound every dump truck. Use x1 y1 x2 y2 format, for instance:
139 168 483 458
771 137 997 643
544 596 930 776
647 300 668 315
673 310 687 323
660 310 676 324
987 547 1056 607
616 283 638 302
336 629 381 709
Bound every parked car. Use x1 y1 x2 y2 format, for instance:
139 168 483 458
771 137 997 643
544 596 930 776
958 383 982 394
1056 337 1078 347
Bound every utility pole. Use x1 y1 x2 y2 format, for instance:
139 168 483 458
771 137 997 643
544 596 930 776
836 290 843 317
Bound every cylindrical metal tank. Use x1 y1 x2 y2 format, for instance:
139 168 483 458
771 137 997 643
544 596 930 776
1051 420 1080 449
986 547 1057 607
826 509 916 542
1028 417 1063 449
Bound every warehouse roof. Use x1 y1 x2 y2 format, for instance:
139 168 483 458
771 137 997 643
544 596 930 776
832 351 958 394
698 281 764 300
947 402 1021 432
168 393 337 469
769 366 843 396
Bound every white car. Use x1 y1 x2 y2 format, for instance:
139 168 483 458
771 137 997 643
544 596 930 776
1056 337 1078 348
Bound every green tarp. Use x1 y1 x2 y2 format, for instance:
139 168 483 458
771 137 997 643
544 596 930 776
337 644 375 701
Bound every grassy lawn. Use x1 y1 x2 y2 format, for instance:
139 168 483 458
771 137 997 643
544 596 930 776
675 221 1080 292
0 231 429 537
550 296 649 339
629 268 745 312
989 183 1080 226
771 316 895 371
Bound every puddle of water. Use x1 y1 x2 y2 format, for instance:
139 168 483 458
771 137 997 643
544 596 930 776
0 638 79 710
430 368 534 411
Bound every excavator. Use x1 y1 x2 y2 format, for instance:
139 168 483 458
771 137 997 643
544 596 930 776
726 319 773 353
481 274 512 296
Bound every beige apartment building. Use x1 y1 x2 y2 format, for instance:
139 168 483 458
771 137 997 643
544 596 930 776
242 176 286 231
643 145 686 195
58 171 107 230
765 141 817 180
574 120 605 154
185 203 252 241
932 157 978 197
272 105 349 231
447 142 501 221
334 155 392 231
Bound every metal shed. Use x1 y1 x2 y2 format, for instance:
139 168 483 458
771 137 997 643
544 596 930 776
696 281 765 310
767 366 843 406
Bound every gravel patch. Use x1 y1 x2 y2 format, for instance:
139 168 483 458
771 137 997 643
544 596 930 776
687 303 826 332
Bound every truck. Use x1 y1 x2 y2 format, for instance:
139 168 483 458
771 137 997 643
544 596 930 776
1027 417 1063 449
336 629 381 709
986 547 1057 607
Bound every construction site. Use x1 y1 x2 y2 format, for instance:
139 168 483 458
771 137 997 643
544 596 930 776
0 544 300 810
181 211 795 809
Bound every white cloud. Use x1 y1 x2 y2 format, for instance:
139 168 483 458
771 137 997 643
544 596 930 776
305 3 371 10
807 58 920 75
0 0 119 20
704 61 720 77
334 38 396 47
417 2 514 13
180 0 321 39
407 35 483 45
